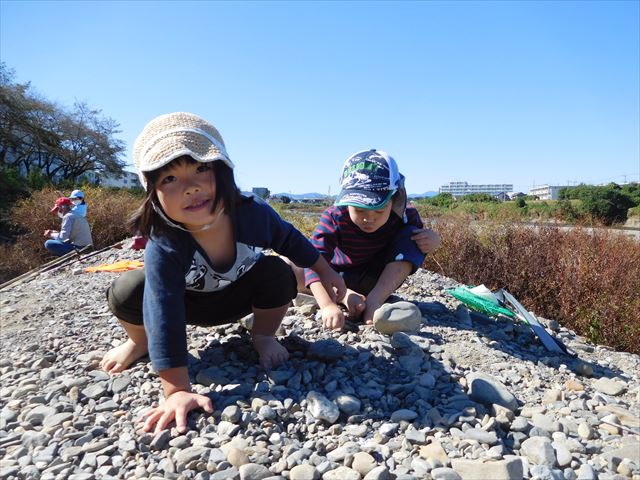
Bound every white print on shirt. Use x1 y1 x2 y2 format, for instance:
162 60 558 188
185 242 262 292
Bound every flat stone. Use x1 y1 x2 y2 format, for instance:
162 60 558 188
221 405 242 423
576 464 596 480
293 293 317 307
553 442 572 468
322 466 361 480
532 413 558 433
564 380 584 392
599 440 640 464
227 447 250 467
327 443 359 463
351 451 377 477
81 383 107 400
419 441 449 466
174 446 208 465
211 468 240 480
25 405 56 425
431 467 462 480
390 409 418 422
451 458 524 480
520 436 556 466
593 378 626 396
372 302 422 335
43 412 73 428
363 466 391 480
463 428 499 445
238 463 271 480
290 464 320 480
577 423 594 440
307 391 339 424
335 394 361 416
595 405 640 428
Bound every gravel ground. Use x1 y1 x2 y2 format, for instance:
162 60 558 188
1 240 638 480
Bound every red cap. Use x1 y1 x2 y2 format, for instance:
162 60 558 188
50 197 73 213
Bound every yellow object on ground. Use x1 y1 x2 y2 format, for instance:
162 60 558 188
85 260 144 273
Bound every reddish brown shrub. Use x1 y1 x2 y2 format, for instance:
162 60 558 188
425 217 640 354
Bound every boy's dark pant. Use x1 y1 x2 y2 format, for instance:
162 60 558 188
107 255 297 326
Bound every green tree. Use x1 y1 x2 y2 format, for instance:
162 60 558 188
580 187 634 225
0 63 126 183
425 192 455 208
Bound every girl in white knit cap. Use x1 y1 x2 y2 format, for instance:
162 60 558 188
101 112 345 434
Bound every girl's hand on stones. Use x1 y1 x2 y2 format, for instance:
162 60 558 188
143 391 213 435
321 304 345 330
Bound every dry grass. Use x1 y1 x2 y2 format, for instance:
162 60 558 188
0 186 141 283
424 217 640 354
3 195 638 354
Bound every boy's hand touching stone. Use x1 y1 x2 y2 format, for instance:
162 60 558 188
411 228 441 255
362 299 383 325
342 290 366 320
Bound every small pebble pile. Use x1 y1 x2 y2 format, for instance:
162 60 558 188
1 241 639 480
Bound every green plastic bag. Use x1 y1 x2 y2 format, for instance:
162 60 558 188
447 286 515 318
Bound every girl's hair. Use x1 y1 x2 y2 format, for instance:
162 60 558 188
130 155 240 238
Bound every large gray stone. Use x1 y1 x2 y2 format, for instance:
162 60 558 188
372 302 422 335
466 372 518 411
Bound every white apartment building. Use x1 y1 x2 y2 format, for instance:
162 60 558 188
528 185 563 200
439 181 513 198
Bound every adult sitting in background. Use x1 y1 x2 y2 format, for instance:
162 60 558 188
43 197 93 256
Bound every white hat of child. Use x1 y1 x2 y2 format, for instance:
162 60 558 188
133 112 234 188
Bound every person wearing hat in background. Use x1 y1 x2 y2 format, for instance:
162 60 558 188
43 197 93 256
101 112 345 434
287 149 441 329
69 189 87 217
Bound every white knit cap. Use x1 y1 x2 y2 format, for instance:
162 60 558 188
133 112 234 188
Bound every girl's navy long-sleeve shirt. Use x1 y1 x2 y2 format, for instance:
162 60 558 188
143 195 319 371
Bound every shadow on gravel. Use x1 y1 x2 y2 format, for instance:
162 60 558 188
184 320 517 454
178 297 624 459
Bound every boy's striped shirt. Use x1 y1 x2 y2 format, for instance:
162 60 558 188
304 205 423 286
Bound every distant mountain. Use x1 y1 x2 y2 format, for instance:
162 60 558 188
273 192 328 200
408 191 438 198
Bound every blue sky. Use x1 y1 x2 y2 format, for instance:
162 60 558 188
1 0 638 195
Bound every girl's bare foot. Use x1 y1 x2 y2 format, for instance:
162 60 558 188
252 334 289 369
100 339 148 374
